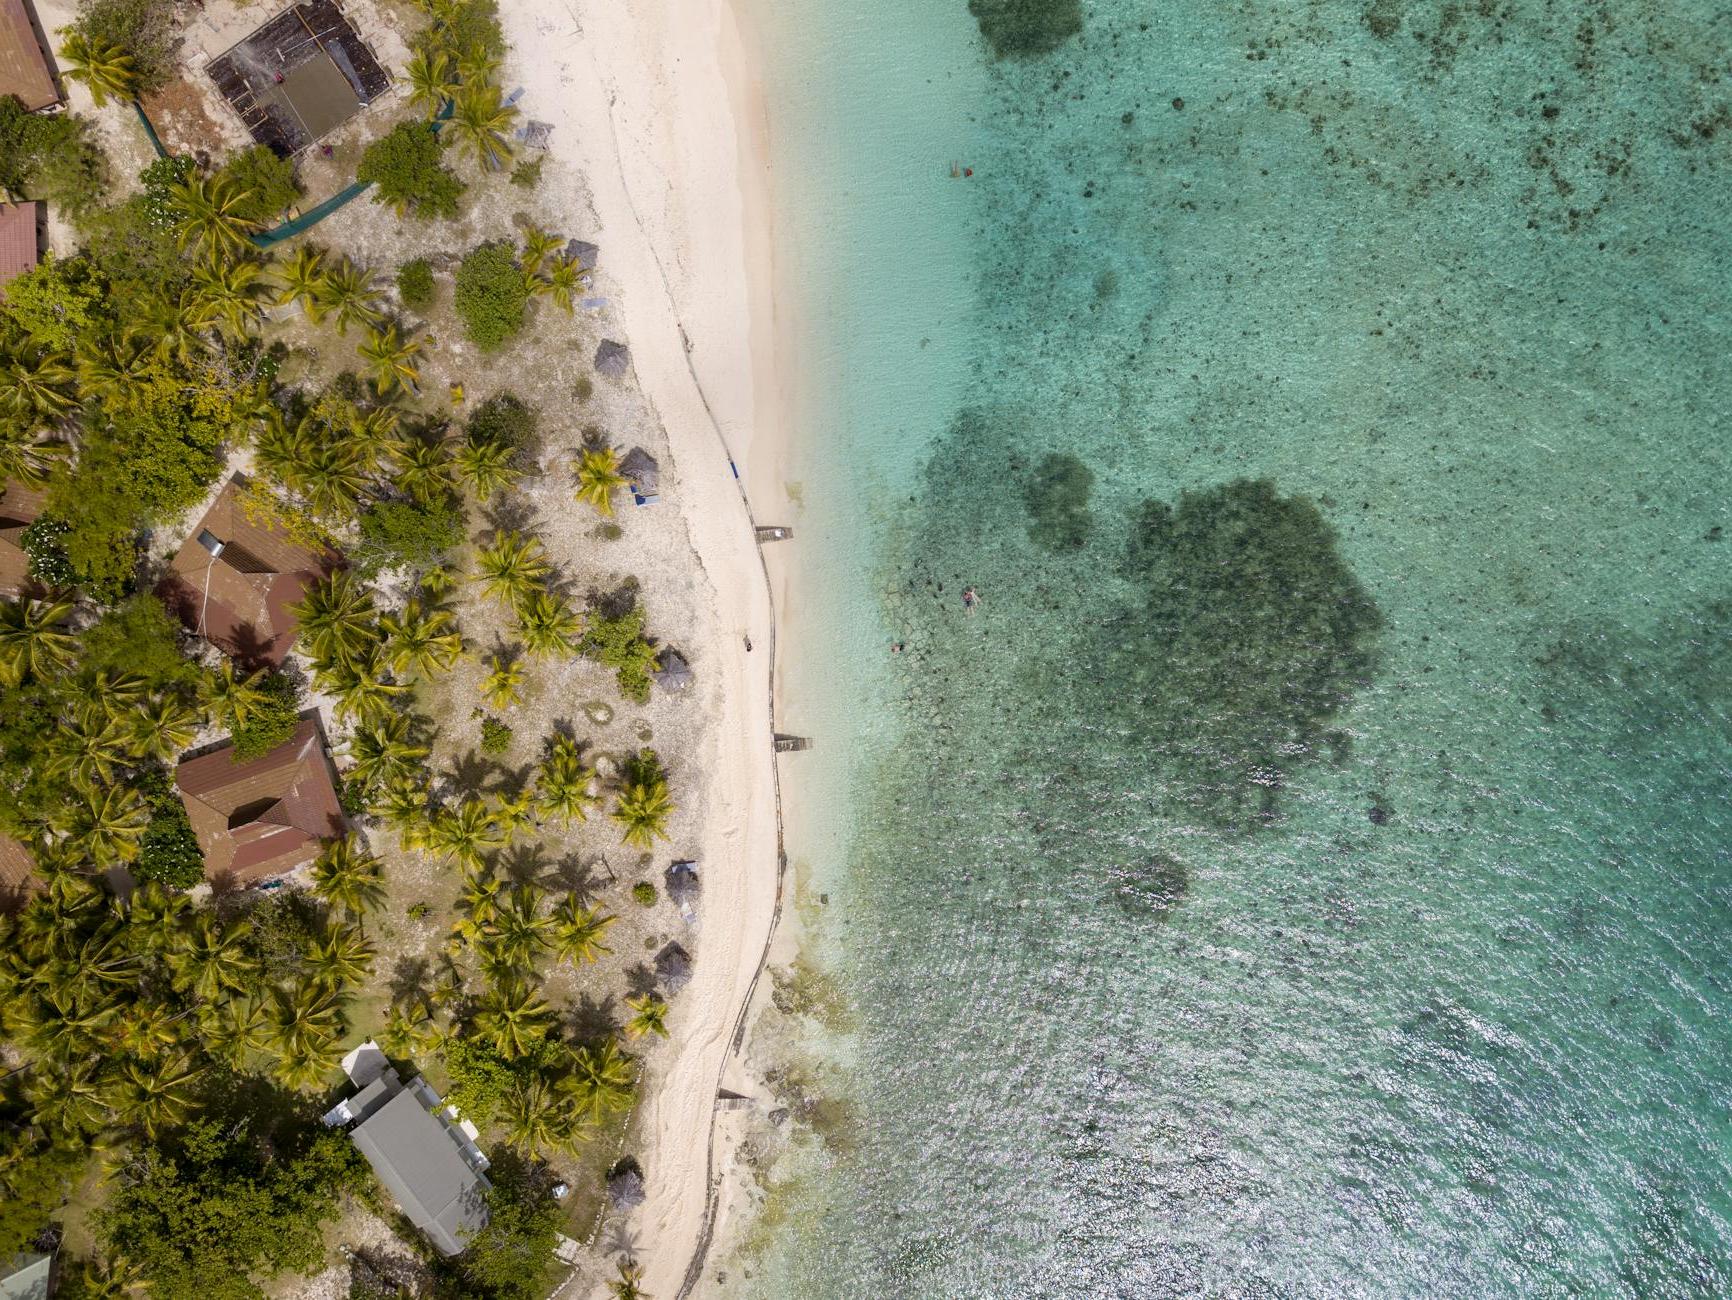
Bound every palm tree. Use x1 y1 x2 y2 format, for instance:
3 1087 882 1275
500 1074 580 1158
45 706 133 788
323 661 407 725
298 437 371 522
519 225 562 276
535 737 597 826
566 1038 636 1119
184 250 267 340
453 435 519 500
450 867 502 946
346 714 430 790
253 407 315 487
167 174 260 258
0 597 75 685
405 48 455 117
491 788 538 844
199 997 266 1067
110 998 187 1060
57 31 137 107
291 571 378 669
0 428 67 488
274 244 329 320
611 750 675 849
624 993 670 1040
275 1034 347 1091
473 532 549 606
359 322 424 396
573 446 627 517
71 783 150 865
126 880 191 952
427 796 504 871
311 835 388 922
551 896 614 967
380 599 463 678
480 655 525 711
392 437 455 504
380 1003 443 1059
129 691 202 762
449 83 517 170
545 255 582 313
109 1054 201 1138
304 922 376 990
515 589 581 657
202 659 271 730
26 1057 111 1137
371 778 432 850
0 345 76 420
76 330 153 405
472 979 553 1058
316 257 385 335
608 1261 649 1300
263 979 348 1061
168 912 259 1002
477 884 551 974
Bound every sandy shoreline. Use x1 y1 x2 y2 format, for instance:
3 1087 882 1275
494 0 789 1295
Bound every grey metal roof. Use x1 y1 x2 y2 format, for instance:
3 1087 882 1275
0 1254 51 1300
350 1089 490 1256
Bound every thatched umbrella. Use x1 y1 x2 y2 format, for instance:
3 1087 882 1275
665 861 700 908
565 239 600 269
653 649 693 693
594 339 630 377
620 447 659 493
607 1158 646 1210
655 941 693 995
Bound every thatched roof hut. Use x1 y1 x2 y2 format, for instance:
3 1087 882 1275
620 447 659 492
653 649 694 693
565 239 600 269
655 942 693 995
607 1159 646 1210
594 339 630 377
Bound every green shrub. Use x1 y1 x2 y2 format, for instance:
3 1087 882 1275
354 497 464 577
247 890 319 980
580 604 659 704
396 258 435 309
454 241 527 350
229 673 301 760
0 97 108 216
406 901 429 920
479 716 512 754
444 1153 561 1299
20 518 74 586
572 375 593 404
72 0 181 90
79 594 201 688
632 881 657 908
357 122 464 219
217 146 301 223
133 766 204 888
465 391 536 452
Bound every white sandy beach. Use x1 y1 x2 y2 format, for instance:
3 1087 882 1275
494 0 788 1294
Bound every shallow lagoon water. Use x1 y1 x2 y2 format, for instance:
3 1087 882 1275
741 0 1732 1293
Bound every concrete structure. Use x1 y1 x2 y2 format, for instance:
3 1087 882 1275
0 0 58 112
175 718 344 885
323 1047 490 1257
157 476 336 666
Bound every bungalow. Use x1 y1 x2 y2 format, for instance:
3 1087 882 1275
323 1044 491 1257
0 203 43 294
158 476 337 667
0 0 59 113
0 478 45 595
0 834 39 911
175 718 344 886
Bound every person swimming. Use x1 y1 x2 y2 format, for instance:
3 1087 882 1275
962 586 980 612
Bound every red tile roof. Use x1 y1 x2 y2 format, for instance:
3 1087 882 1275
0 833 40 909
157 476 338 667
0 0 57 112
0 477 45 595
0 202 42 291
176 718 345 886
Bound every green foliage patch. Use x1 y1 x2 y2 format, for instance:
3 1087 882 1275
354 497 465 578
479 716 513 754
396 258 435 309
438 1153 561 1299
0 95 109 216
71 0 180 90
466 392 536 451
357 122 464 220
134 765 205 888
631 880 657 908
229 672 301 761
579 603 659 704
454 241 527 350
217 146 302 224
1021 451 1094 552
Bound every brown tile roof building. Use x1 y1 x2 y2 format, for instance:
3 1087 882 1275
0 201 43 292
0 477 46 595
0 833 40 909
0 0 57 113
158 476 336 667
176 718 344 886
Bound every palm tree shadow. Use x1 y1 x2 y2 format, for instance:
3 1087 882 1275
479 492 540 540
447 748 497 798
551 853 601 902
623 963 658 999
491 760 536 799
497 841 556 888
602 1222 641 1259
388 957 434 1014
567 992 618 1040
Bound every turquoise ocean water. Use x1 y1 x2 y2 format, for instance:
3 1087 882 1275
739 0 1731 1294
